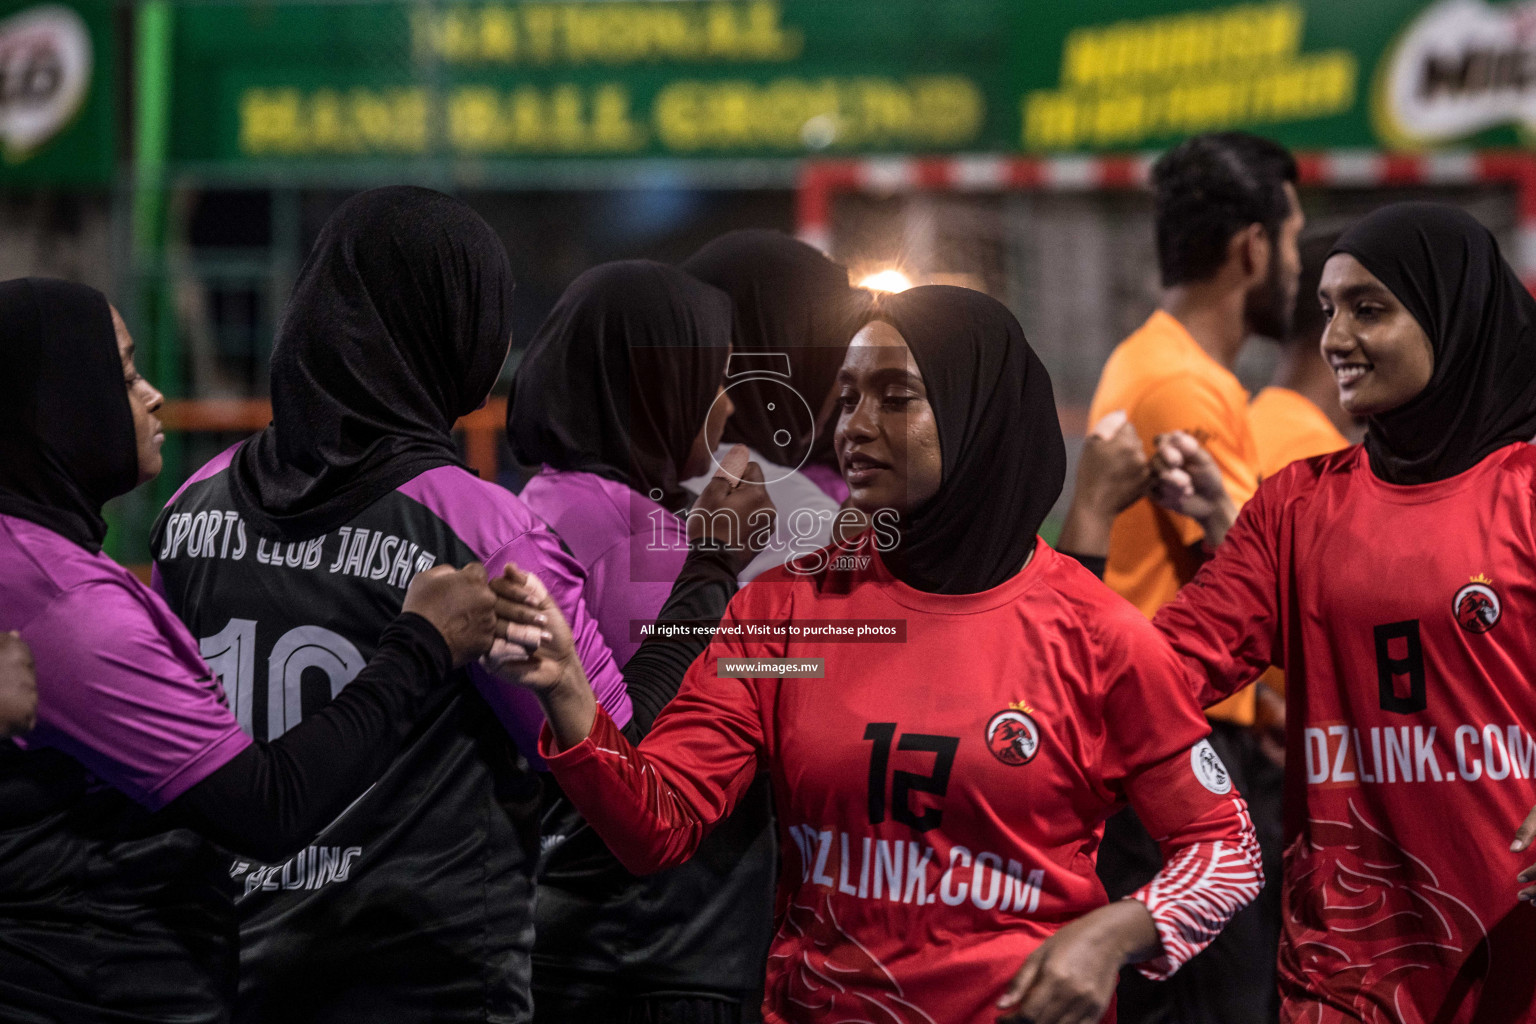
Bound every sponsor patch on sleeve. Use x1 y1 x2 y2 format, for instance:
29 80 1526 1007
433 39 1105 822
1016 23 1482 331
1190 739 1232 795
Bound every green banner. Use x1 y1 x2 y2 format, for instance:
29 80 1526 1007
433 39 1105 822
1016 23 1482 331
171 1 1008 164
163 0 1536 168
1008 0 1536 153
0 0 114 185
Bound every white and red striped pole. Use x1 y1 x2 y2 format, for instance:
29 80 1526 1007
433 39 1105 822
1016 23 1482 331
797 150 1536 294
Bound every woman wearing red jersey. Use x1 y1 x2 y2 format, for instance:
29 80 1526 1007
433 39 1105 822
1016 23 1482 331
486 285 1262 1024
1147 203 1536 1024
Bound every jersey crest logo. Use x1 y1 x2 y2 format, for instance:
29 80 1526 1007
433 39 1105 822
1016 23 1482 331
1453 574 1500 634
1190 739 1232 794
986 702 1040 766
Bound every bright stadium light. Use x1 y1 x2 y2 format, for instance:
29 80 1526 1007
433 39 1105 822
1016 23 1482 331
858 269 914 293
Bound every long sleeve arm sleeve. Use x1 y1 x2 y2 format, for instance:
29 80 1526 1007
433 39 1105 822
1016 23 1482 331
619 542 740 739
1121 748 1264 979
169 612 454 861
1152 478 1286 708
1085 571 1264 978
539 597 768 874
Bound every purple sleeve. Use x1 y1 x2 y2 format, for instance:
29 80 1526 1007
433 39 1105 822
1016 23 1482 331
584 534 685 667
473 528 632 761
22 580 252 810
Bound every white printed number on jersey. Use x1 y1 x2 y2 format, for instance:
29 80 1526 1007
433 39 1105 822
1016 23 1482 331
201 618 364 740
1191 740 1233 794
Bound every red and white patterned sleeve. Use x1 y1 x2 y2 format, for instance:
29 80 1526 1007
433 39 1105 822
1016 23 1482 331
1080 557 1266 979
1123 747 1264 979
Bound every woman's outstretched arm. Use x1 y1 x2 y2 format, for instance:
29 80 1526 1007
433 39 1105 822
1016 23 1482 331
485 564 769 874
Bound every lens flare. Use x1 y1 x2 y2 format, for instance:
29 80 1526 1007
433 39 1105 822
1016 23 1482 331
857 269 914 293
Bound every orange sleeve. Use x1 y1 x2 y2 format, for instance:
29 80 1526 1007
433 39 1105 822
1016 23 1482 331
1129 376 1260 547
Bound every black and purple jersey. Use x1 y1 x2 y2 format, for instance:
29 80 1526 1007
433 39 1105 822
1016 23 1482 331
153 448 630 1024
0 512 251 1023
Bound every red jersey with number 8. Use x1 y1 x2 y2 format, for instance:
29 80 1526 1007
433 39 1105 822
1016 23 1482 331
1155 443 1536 1024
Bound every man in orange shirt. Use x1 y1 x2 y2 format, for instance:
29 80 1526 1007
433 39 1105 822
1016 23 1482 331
1088 132 1302 1024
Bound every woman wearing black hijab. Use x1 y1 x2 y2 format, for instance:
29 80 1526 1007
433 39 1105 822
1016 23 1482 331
155 188 762 1024
681 230 872 577
150 187 645 1024
495 286 1262 1024
509 260 777 1024
1149 203 1536 1023
0 277 504 1024
679 230 863 476
512 260 737 663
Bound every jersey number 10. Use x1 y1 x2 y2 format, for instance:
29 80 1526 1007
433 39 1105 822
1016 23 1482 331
200 618 366 741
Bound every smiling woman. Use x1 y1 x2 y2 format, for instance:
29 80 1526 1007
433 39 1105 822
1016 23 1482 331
1318 253 1433 418
1325 203 1536 484
1148 203 1536 1023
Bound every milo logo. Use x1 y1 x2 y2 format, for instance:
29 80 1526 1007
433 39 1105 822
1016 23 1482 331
0 5 91 162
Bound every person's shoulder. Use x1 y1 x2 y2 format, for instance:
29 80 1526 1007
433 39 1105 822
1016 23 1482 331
1497 441 1536 478
1040 545 1150 633
1471 442 1536 503
0 516 128 603
522 469 639 541
45 571 156 627
16 550 161 657
1100 319 1242 423
1230 446 1363 534
1134 355 1244 411
1248 385 1292 418
165 442 244 509
523 467 624 509
1099 322 1169 391
154 444 246 557
1036 546 1169 675
1270 443 1364 489
1107 312 1198 368
396 464 545 549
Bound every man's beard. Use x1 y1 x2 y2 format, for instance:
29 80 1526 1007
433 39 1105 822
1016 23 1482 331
1243 244 1294 342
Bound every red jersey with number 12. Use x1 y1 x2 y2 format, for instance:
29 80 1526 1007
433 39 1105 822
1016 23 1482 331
545 536 1263 1023
1155 443 1536 1024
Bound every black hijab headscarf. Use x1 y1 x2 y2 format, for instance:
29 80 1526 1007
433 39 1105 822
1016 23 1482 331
870 285 1066 595
0 278 137 552
1330 202 1536 485
681 229 869 470
506 260 732 512
229 187 514 539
